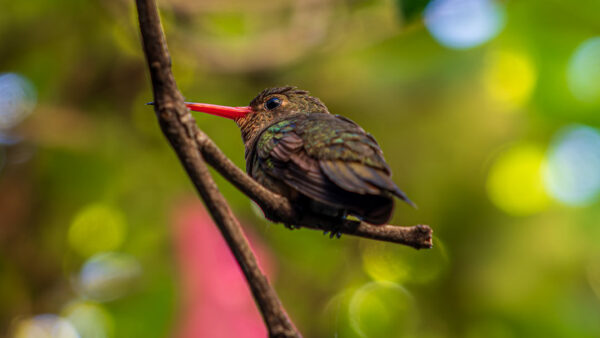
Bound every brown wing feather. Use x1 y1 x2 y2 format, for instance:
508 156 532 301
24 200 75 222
262 133 395 224
319 160 381 195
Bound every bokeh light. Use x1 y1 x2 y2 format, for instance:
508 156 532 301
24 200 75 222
487 144 550 215
319 289 353 337
348 281 416 338
0 73 36 131
361 238 448 284
543 125 600 206
13 314 78 338
362 243 409 282
78 252 142 302
567 37 600 104
483 49 537 110
424 0 505 49
62 301 113 338
68 204 127 257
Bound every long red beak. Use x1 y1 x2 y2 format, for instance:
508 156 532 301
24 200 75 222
185 102 252 120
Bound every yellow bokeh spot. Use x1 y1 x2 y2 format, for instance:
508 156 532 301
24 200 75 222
483 49 536 110
362 243 410 283
68 204 126 257
361 238 449 284
348 281 415 338
486 144 550 216
62 301 114 338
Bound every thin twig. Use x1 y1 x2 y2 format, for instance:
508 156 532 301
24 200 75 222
135 1 300 337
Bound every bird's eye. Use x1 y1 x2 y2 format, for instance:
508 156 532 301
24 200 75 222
265 97 282 110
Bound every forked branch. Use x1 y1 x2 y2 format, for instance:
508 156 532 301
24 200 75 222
135 0 432 336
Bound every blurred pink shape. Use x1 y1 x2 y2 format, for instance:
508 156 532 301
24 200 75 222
171 198 275 338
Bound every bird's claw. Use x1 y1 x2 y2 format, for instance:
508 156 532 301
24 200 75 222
323 229 342 239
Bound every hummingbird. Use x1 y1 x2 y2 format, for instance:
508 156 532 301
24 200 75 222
185 87 414 226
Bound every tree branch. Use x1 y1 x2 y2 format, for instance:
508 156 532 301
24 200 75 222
135 1 300 337
136 0 433 334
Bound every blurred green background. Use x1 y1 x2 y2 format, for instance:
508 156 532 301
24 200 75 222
2 0 600 337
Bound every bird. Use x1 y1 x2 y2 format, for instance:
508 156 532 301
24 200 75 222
185 86 414 228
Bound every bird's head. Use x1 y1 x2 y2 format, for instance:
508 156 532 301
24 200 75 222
186 86 329 147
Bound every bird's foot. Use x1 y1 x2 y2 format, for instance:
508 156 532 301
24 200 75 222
284 223 301 230
321 212 350 239
323 227 342 239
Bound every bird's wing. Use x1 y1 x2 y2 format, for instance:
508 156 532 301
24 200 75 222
252 113 414 210
252 119 353 208
306 114 414 206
